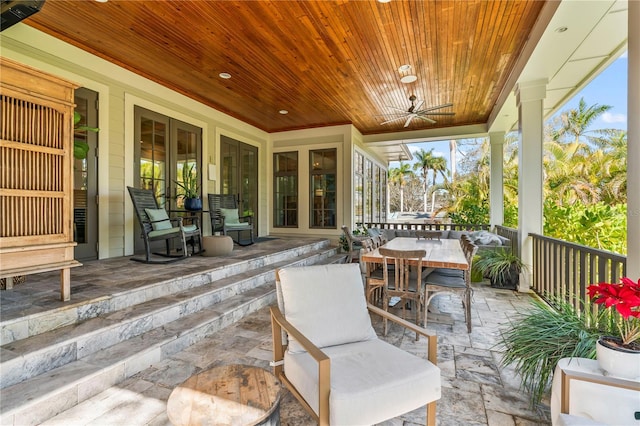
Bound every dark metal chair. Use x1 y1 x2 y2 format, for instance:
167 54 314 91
127 186 203 263
207 193 254 246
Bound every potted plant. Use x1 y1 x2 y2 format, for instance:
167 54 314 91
587 277 640 379
73 111 99 159
500 295 614 406
175 163 201 211
475 249 527 290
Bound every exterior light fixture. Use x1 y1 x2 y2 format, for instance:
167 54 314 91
279 110 288 115
219 72 231 79
400 75 418 83
398 64 417 83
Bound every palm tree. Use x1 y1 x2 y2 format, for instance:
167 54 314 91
388 162 412 212
550 97 618 147
430 156 448 187
413 149 435 212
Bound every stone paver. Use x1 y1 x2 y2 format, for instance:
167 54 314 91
40 283 551 425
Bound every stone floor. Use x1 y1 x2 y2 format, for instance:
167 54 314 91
37 281 552 426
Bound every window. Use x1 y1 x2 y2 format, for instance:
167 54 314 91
365 159 373 223
354 152 364 225
352 150 387 227
274 152 298 227
310 149 337 229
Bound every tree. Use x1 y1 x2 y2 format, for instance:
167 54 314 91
388 162 413 212
412 149 435 212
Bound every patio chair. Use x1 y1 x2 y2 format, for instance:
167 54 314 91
423 239 478 332
379 247 426 338
341 225 369 262
359 239 388 306
127 186 203 263
270 264 441 426
550 357 640 425
207 193 254 246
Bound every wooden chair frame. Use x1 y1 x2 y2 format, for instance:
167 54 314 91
379 247 427 338
270 302 438 426
424 239 477 332
128 186 203 263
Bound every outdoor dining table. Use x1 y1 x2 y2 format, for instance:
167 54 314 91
360 237 468 270
360 237 469 323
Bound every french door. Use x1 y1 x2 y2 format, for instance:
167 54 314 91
133 106 202 253
73 88 99 260
220 136 258 236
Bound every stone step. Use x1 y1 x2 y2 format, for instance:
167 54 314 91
0 244 346 425
0 239 331 346
0 246 338 389
0 289 274 426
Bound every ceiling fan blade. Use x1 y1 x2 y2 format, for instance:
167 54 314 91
386 106 408 113
380 116 408 125
414 99 424 111
418 112 456 116
404 115 415 127
416 115 437 124
419 103 454 113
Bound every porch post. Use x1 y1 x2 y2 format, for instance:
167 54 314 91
628 0 640 280
515 79 547 292
489 131 505 229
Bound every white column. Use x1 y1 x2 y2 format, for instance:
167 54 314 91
515 79 547 292
628 0 640 280
489 131 505 229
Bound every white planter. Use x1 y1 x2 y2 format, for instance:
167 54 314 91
596 337 640 380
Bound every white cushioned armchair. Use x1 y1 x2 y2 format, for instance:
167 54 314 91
270 264 441 425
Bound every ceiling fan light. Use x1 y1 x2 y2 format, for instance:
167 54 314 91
400 74 417 84
398 64 411 72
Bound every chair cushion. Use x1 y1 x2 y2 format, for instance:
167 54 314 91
284 338 441 425
448 230 470 240
144 208 172 231
220 208 240 224
431 268 464 279
278 264 376 354
424 271 466 288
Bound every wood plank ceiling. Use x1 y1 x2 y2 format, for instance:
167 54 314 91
26 0 546 135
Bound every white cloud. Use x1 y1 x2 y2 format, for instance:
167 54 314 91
433 151 446 158
602 112 626 124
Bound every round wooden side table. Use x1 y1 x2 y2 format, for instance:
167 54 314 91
167 364 282 426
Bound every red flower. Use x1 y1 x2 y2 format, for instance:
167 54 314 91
588 277 640 346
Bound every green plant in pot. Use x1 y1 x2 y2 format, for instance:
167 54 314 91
499 295 617 407
73 111 99 160
475 249 526 290
175 163 201 211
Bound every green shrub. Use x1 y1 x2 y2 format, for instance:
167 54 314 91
499 296 617 406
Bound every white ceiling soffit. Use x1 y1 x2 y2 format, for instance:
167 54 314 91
489 0 628 134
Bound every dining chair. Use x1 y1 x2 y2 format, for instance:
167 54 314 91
341 225 370 263
271 264 441 426
423 240 478 333
379 247 427 338
359 241 389 306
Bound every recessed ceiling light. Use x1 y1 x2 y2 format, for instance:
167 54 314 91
378 0 391 3
400 74 418 84
555 26 568 33
219 72 232 79
279 110 289 115
95 0 108 2
398 64 411 72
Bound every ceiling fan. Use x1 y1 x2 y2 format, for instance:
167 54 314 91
381 95 455 127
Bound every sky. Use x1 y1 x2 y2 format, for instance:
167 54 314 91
389 53 629 176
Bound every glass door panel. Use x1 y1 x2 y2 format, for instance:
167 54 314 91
221 136 258 235
73 88 99 260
